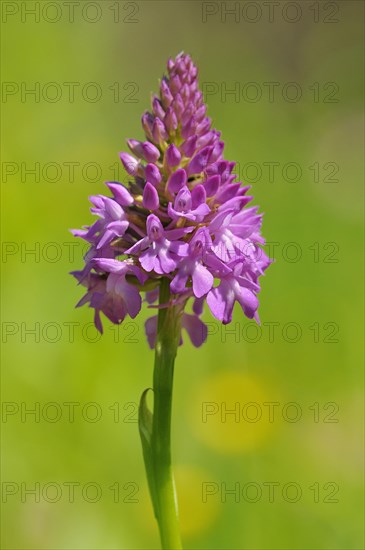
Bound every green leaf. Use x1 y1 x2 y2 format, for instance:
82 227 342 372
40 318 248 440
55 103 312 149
138 388 159 519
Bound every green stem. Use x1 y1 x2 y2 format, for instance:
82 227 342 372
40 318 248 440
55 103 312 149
151 278 182 549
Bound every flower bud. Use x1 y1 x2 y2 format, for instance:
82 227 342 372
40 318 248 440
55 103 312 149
106 182 134 205
169 75 181 94
120 152 139 176
187 146 213 175
145 163 162 187
167 168 187 193
160 78 173 108
196 117 211 135
191 184 206 208
172 94 184 117
182 104 194 126
181 83 190 102
152 96 165 119
141 141 160 163
195 105 206 122
181 136 197 158
209 141 224 163
152 118 168 145
165 144 181 167
127 139 144 158
181 115 197 139
203 175 220 197
196 131 215 149
143 182 160 211
164 108 178 133
141 112 154 140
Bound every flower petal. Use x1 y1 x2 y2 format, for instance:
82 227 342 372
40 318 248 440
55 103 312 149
145 316 158 349
192 263 213 298
182 314 207 347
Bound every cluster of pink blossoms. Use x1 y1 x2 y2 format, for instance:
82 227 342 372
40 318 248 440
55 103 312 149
72 53 271 347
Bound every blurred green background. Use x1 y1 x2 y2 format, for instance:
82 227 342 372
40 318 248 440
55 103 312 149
1 1 364 548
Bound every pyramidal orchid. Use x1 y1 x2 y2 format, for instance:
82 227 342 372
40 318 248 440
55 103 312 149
71 53 271 549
